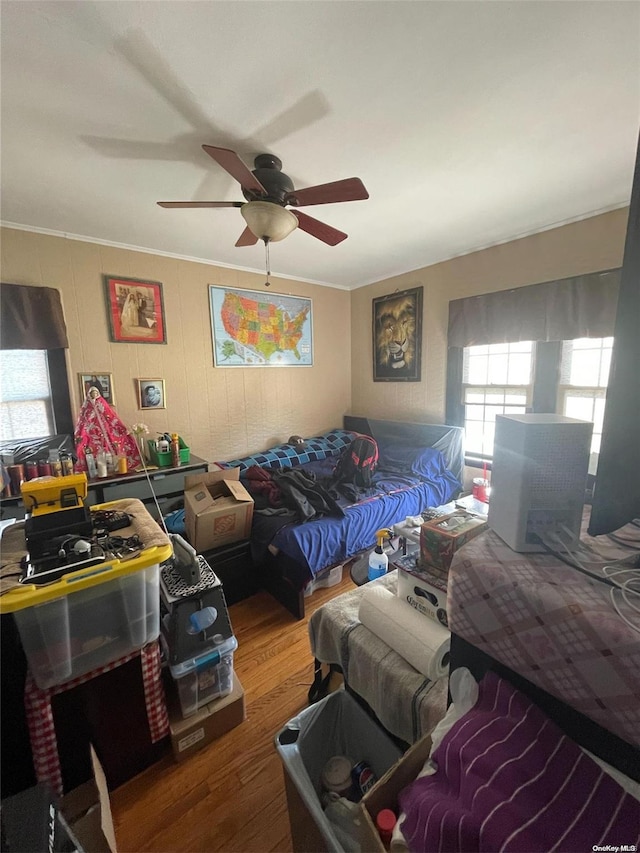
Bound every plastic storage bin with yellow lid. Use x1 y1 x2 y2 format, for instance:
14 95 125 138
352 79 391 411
1 502 172 689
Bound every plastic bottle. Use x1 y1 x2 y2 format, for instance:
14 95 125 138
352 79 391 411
170 433 181 467
49 450 62 477
85 450 97 478
368 529 389 582
324 797 369 847
96 452 108 478
321 755 354 798
376 809 397 848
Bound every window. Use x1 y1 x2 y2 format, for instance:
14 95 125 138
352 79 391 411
462 342 534 458
451 337 614 464
447 269 619 466
0 350 55 440
559 337 613 458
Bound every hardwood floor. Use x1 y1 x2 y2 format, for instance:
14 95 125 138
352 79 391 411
110 571 355 852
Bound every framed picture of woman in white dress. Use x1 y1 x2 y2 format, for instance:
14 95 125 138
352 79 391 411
103 275 166 344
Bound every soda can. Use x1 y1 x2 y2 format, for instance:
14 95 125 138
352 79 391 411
351 761 376 798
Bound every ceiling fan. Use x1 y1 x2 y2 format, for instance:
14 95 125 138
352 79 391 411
158 145 369 247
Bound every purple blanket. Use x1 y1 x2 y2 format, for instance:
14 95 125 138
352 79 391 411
399 671 640 852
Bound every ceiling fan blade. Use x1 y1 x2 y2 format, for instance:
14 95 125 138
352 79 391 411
157 201 244 208
235 227 259 247
286 177 369 207
202 145 267 195
294 210 347 246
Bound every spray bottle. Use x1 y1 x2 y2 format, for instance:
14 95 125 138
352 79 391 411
170 433 181 468
368 528 390 582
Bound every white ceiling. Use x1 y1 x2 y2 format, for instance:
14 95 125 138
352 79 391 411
1 2 639 290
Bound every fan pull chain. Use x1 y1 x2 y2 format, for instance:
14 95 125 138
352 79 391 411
264 238 271 287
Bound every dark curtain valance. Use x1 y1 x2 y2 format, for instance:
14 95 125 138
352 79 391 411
447 268 621 348
1 283 69 349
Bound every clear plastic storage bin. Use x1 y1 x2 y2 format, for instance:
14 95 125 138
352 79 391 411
0 503 172 689
167 635 238 718
12 564 161 689
304 564 343 598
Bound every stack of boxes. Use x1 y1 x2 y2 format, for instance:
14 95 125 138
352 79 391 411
160 553 246 761
394 510 488 625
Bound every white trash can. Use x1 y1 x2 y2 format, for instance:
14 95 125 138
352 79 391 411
275 689 403 852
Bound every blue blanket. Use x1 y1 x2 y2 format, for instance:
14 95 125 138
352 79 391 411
270 452 460 576
218 428 461 581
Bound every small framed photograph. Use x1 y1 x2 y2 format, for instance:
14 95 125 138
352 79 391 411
137 378 166 410
78 372 115 406
103 275 167 344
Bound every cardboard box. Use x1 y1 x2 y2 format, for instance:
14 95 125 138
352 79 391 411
2 748 116 853
393 552 449 627
184 468 253 552
59 747 118 852
419 511 488 578
359 733 433 852
168 674 246 762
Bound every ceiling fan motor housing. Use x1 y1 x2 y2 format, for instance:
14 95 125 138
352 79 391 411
242 153 294 205
158 144 363 246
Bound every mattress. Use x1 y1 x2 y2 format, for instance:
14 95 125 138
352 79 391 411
269 454 460 577
448 526 640 750
217 422 462 583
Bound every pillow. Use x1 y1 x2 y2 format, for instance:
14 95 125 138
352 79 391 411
216 429 356 471
378 444 445 480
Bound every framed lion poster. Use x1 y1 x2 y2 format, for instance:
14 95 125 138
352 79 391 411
372 286 423 381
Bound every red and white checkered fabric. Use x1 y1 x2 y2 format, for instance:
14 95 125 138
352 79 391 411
24 641 168 796
140 641 169 742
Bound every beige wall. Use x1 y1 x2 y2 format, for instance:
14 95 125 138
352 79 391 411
2 208 628 466
350 208 629 424
1 227 351 463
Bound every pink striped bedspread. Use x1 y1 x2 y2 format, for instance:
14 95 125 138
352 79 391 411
399 670 640 852
447 529 640 748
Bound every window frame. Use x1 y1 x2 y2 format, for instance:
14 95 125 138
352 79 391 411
446 340 571 468
459 341 537 461
462 385 533 460
48 349 74 437
557 336 613 459
0 348 73 444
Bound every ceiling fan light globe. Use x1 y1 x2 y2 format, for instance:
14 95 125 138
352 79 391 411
240 201 298 243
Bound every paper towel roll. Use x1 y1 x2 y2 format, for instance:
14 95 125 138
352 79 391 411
358 585 451 681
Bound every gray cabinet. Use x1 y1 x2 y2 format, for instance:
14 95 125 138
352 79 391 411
0 455 209 521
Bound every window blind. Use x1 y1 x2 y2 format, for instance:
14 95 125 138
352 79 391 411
1 283 69 350
447 268 620 349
